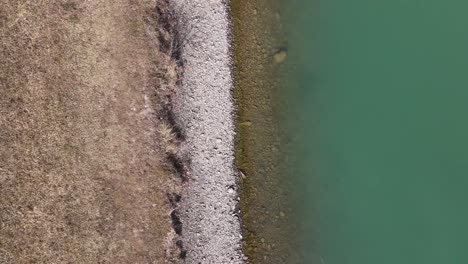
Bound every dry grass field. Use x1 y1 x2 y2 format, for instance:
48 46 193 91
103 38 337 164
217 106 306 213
0 0 183 263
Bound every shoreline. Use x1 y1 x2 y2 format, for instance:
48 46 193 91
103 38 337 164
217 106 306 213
172 0 244 263
232 0 300 262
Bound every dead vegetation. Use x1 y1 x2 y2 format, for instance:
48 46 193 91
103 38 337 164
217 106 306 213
152 2 193 261
0 0 186 263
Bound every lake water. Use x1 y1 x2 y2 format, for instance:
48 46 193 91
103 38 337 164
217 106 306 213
234 0 468 263
232 0 299 262
291 0 468 263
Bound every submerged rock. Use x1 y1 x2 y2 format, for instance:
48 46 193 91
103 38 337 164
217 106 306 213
273 49 287 64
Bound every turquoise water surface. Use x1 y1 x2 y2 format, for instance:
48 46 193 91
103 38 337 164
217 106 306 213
291 0 468 263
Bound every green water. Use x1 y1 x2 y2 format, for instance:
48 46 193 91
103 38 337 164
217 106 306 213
292 0 468 263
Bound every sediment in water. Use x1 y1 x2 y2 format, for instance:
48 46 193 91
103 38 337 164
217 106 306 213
231 0 300 263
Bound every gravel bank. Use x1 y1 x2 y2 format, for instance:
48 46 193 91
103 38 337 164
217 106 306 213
172 0 244 263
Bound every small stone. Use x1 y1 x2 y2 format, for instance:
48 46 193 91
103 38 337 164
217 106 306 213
239 170 247 179
273 49 287 64
280 211 285 217
240 121 252 126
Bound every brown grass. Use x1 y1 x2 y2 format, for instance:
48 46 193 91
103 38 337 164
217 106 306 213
0 0 183 263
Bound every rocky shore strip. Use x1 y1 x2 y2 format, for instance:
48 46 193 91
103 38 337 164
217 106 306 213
172 0 245 263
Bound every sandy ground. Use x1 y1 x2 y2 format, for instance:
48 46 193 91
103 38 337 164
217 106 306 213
172 1 244 263
0 0 183 263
